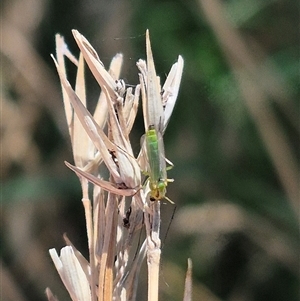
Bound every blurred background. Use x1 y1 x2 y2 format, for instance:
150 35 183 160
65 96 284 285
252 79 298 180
1 0 299 300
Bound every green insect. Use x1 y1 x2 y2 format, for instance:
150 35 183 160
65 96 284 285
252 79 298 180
144 125 174 203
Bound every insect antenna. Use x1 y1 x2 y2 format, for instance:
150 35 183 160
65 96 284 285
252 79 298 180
161 205 177 250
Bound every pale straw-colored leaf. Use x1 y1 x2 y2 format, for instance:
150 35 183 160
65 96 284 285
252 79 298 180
66 198 98 301
145 29 164 132
49 247 92 301
102 86 141 189
93 53 124 129
72 53 96 167
83 113 141 190
183 258 193 301
55 36 93 171
65 161 138 196
72 30 122 103
162 55 184 133
52 55 124 181
137 32 184 135
55 34 78 136
55 34 79 66
53 53 141 190
82 198 97 301
114 196 145 285
45 287 59 301
118 240 147 301
124 85 141 133
82 115 122 181
55 34 95 168
93 185 105 261
63 234 91 280
97 193 118 300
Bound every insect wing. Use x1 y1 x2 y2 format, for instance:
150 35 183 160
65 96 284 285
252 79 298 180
156 130 167 182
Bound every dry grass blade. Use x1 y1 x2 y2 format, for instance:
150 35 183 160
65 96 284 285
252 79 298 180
49 247 92 301
45 288 59 301
65 161 138 196
72 54 95 168
162 55 184 133
137 31 184 135
183 258 193 301
72 30 122 103
144 29 164 132
97 193 118 300
55 35 93 167
53 52 141 193
93 53 123 129
124 85 141 133
102 86 141 188
55 34 76 136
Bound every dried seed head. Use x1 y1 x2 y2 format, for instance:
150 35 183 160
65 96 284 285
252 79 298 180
137 30 184 135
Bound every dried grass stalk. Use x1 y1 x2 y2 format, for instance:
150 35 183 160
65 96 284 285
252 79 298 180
47 30 186 301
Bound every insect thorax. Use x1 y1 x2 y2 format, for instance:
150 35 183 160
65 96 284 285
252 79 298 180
149 179 167 201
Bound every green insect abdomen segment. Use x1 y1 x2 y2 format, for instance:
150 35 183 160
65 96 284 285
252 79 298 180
145 125 170 201
145 126 161 181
